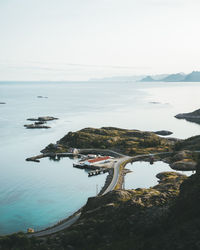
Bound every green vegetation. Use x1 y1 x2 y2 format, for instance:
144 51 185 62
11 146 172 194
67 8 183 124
43 127 172 156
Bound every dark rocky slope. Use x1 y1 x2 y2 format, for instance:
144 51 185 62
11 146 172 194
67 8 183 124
175 108 200 125
1 170 198 250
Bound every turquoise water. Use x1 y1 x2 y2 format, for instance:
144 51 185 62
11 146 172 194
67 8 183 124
125 161 193 190
0 81 200 235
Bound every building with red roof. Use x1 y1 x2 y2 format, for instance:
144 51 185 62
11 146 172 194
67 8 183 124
85 156 111 165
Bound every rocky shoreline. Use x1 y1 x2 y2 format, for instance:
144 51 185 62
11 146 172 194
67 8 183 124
175 108 200 125
1 126 200 249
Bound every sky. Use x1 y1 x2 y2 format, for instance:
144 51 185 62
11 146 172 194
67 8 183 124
0 0 200 81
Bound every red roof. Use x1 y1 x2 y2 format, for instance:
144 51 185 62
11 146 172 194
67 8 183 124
88 156 110 163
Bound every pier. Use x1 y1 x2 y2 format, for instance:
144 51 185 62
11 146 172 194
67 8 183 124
88 168 108 177
26 152 82 162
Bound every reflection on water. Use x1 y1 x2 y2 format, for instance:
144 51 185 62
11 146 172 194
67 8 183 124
125 161 193 190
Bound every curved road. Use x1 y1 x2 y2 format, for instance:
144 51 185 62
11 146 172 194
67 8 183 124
29 151 172 237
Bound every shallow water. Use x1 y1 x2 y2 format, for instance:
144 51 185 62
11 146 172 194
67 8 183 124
125 161 193 190
0 81 199 234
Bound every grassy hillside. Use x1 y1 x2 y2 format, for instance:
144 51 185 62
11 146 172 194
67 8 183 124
43 127 172 155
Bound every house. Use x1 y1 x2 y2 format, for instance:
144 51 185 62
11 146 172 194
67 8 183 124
69 148 79 155
84 156 111 166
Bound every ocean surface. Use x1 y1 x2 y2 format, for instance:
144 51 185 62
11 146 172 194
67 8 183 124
0 81 200 235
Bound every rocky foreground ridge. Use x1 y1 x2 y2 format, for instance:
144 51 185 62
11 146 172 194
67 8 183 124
1 128 200 249
1 168 200 250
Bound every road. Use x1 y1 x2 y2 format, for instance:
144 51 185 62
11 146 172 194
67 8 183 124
29 151 172 237
102 156 131 195
30 213 81 237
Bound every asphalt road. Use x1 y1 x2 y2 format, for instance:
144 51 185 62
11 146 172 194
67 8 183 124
29 151 172 237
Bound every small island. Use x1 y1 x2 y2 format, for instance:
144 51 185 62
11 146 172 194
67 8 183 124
24 116 58 129
154 130 173 136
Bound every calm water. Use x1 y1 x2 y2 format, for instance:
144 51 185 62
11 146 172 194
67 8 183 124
0 81 200 235
125 161 193 190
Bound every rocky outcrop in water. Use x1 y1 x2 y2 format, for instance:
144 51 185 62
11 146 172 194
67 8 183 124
37 96 48 98
175 108 200 125
27 116 58 122
24 124 51 129
24 116 58 129
154 130 173 136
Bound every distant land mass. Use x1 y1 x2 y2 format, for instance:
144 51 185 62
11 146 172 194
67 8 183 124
90 74 169 82
140 71 200 82
91 71 200 82
183 71 200 82
90 75 146 82
160 73 186 82
140 76 156 82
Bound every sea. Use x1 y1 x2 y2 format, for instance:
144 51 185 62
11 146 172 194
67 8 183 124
0 81 200 235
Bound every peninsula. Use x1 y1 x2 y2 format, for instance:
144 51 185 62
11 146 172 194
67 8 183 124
175 108 200 125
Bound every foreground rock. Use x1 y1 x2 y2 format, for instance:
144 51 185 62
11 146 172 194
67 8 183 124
1 154 200 249
175 108 200 124
154 130 173 136
1 171 188 250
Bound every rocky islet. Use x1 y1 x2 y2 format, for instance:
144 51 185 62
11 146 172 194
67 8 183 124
24 116 58 129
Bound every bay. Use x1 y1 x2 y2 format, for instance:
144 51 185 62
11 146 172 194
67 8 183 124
0 81 199 235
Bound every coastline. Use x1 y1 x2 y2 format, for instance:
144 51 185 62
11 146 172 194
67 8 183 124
28 154 129 237
10 126 198 237
27 151 173 237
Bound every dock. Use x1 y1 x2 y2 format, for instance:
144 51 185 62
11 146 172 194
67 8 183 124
88 168 108 177
26 153 82 162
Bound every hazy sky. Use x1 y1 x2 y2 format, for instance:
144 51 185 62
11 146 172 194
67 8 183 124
0 0 200 80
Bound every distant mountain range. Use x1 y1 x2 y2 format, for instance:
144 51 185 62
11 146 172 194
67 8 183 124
90 71 200 82
90 74 169 82
140 71 200 82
